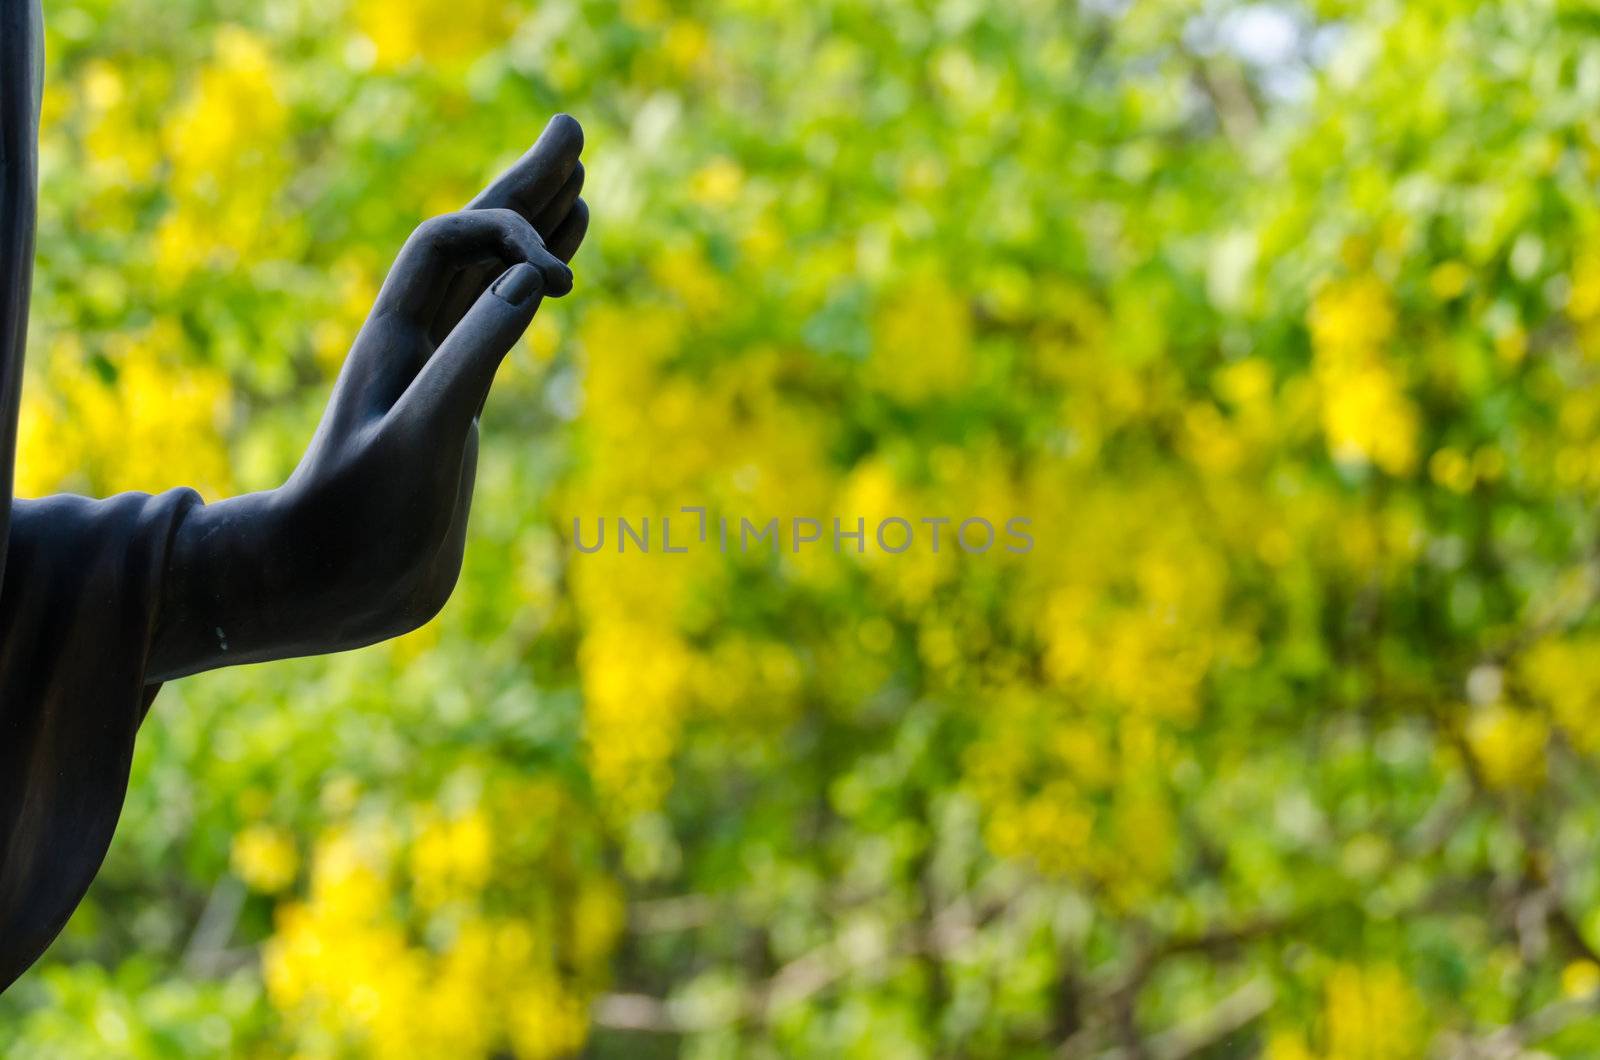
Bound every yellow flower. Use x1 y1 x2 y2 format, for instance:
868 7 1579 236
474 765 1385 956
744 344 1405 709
16 328 233 498
354 0 514 69
79 59 161 190
1310 274 1395 353
580 620 692 813
156 27 291 283
689 157 745 208
410 809 494 908
1428 446 1474 493
1522 636 1600 755
869 273 973 402
308 829 392 923
13 386 73 498
1465 704 1547 791
1563 958 1600 1000
1427 260 1472 301
1324 963 1427 1059
1264 1029 1316 1060
663 19 712 76
571 882 626 969
1310 275 1418 475
505 973 589 1060
231 824 299 893
1572 247 1600 321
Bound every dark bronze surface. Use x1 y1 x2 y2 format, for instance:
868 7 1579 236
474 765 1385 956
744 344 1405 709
0 1 588 988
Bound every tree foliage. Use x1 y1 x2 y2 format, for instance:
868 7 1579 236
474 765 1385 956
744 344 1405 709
8 0 1600 1055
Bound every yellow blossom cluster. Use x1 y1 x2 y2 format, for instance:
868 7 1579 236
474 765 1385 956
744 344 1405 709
1268 963 1428 1059
263 779 621 1058
1521 634 1600 755
231 824 300 894
154 28 293 285
964 693 1178 894
1309 275 1419 476
15 323 232 498
353 0 514 70
868 273 972 403
1568 242 1600 355
1465 702 1548 791
564 297 837 811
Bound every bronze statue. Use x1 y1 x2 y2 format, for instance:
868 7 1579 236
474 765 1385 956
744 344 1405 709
0 0 589 989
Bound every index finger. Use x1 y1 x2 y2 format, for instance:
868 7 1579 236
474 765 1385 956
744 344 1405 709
465 113 583 226
374 209 571 323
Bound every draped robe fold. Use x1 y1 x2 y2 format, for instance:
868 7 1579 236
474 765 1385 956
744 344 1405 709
0 0 198 990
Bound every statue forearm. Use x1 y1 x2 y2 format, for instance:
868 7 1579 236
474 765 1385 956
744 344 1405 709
144 486 343 682
144 488 321 681
144 118 587 683
146 466 472 682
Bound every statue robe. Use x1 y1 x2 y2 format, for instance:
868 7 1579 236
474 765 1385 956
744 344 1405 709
0 0 196 990
0 491 200 989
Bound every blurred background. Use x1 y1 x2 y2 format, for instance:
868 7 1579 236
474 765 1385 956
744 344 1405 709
8 0 1600 1055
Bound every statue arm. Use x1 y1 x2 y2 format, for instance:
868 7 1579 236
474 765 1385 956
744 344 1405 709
144 116 588 682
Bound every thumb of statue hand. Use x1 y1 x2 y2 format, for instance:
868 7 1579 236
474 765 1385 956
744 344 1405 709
395 263 544 429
